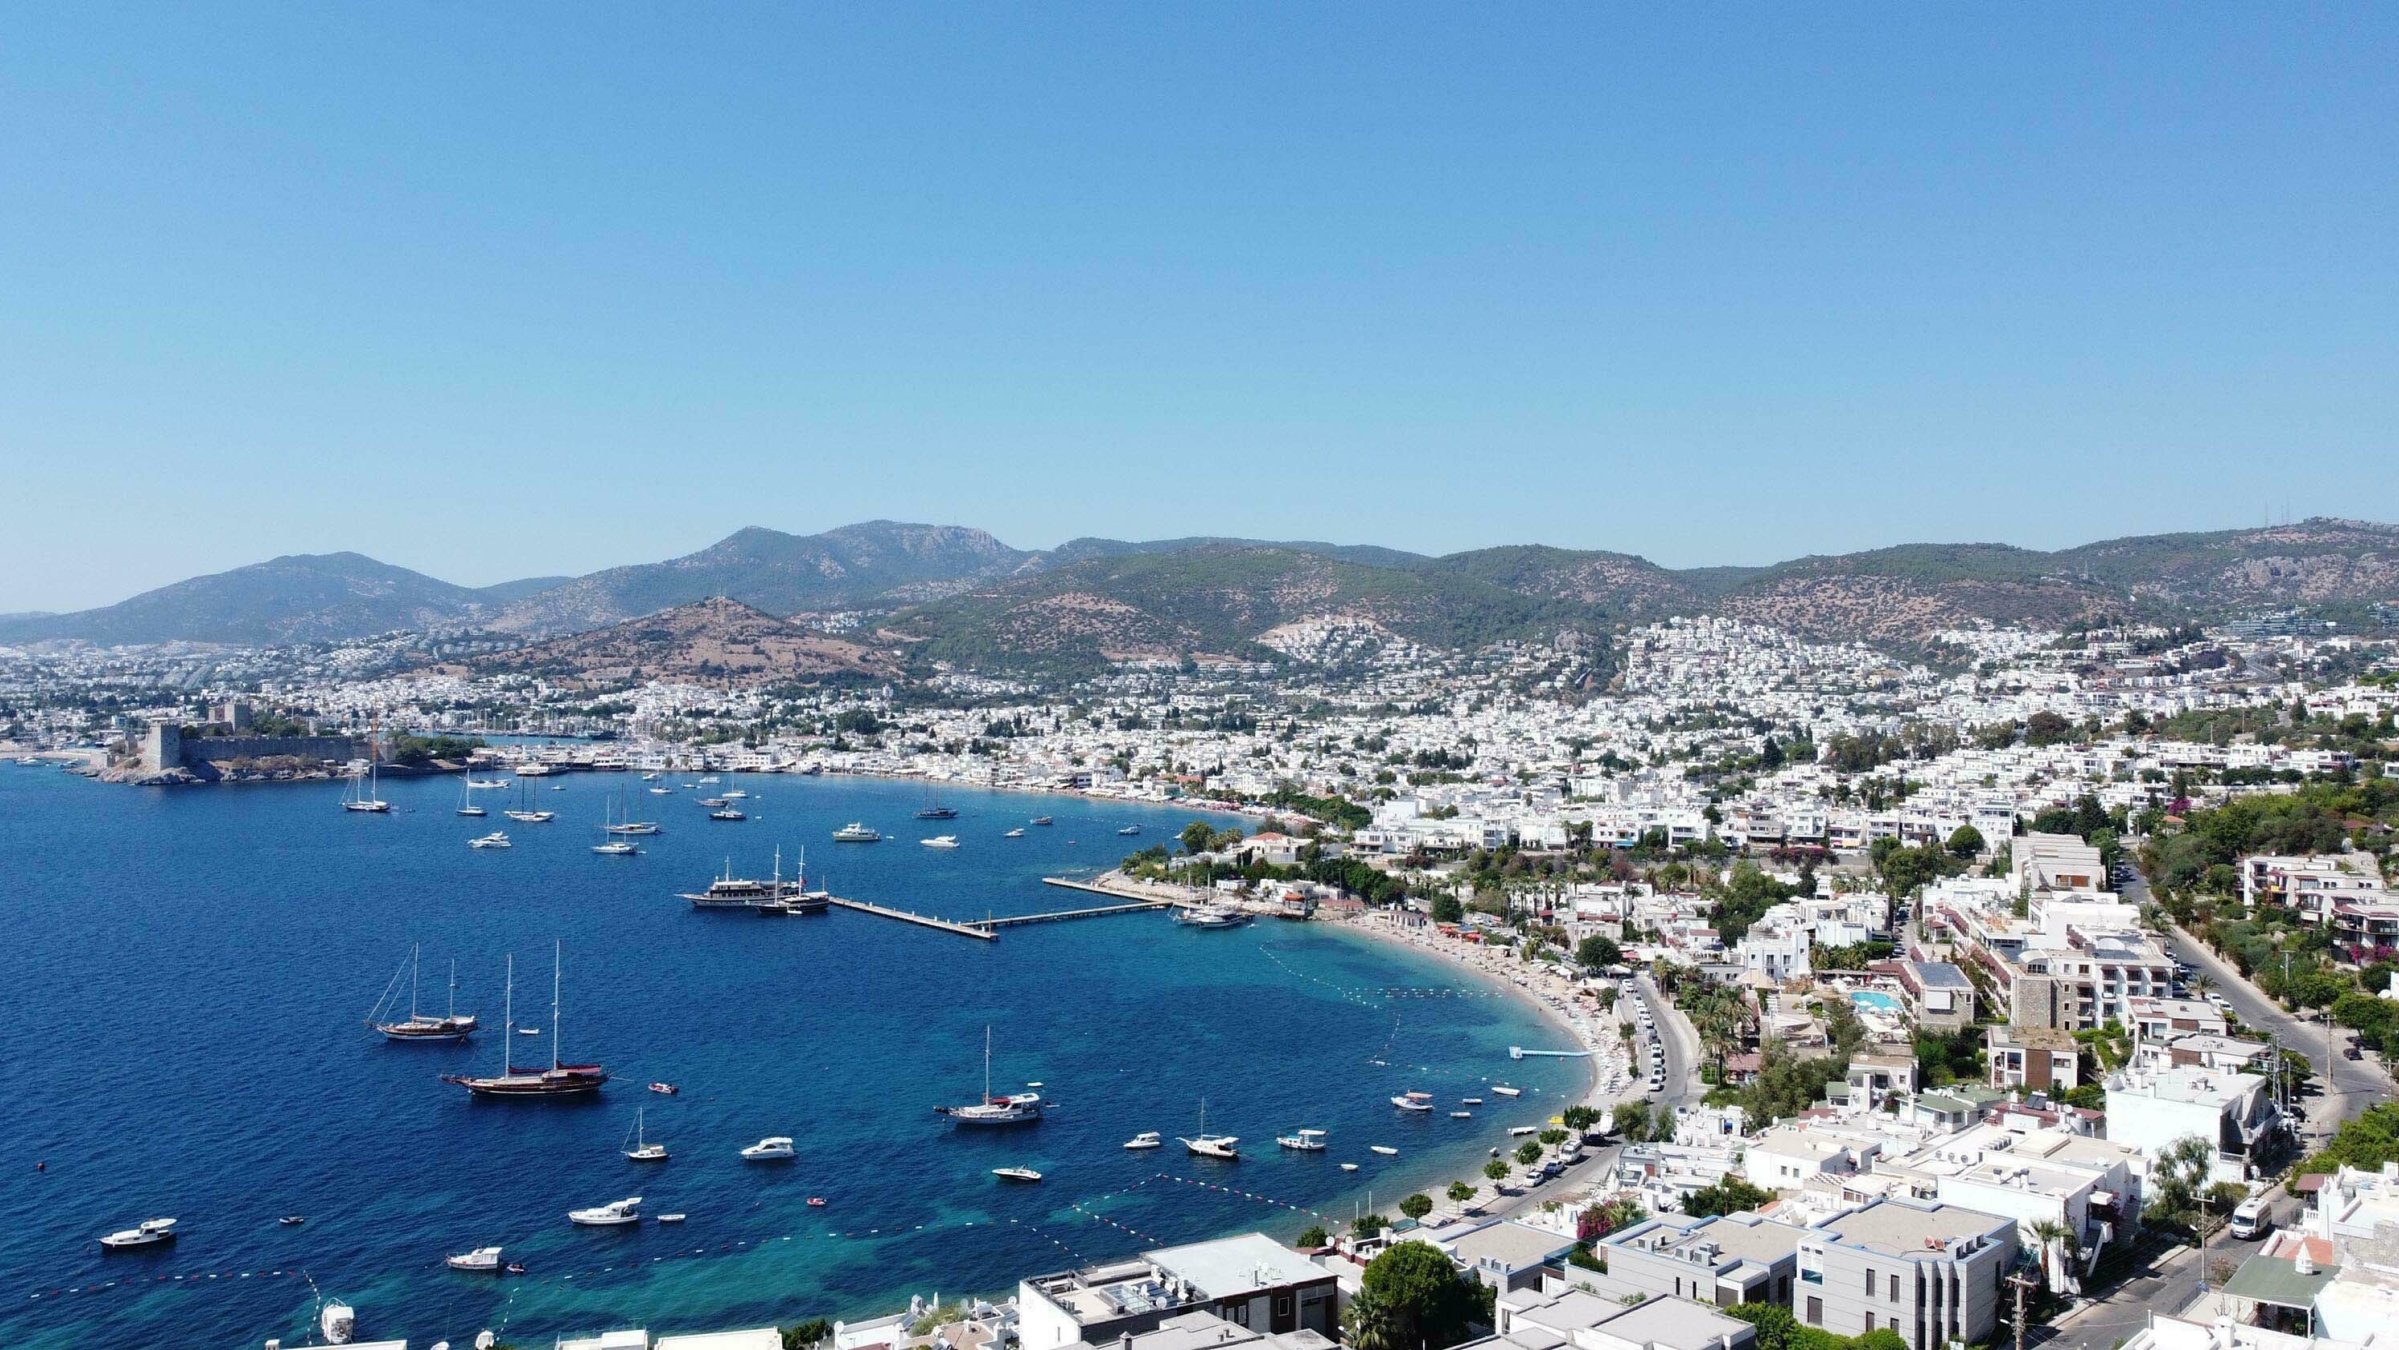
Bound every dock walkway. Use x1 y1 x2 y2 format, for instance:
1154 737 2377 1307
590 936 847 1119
825 897 995 941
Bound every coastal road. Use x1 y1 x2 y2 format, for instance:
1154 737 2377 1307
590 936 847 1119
1630 974 1703 1109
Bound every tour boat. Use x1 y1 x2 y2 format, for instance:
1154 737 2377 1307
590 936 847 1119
1276 1128 1328 1152
1369 1145 1399 1156
938 1027 1044 1126
1179 1099 1238 1159
920 834 960 849
602 788 660 836
321 1299 356 1345
992 1167 1043 1183
98 1218 177 1251
832 822 882 843
741 1136 796 1161
468 831 511 849
568 1197 642 1227
913 787 957 820
446 1246 503 1272
681 850 826 913
623 1107 667 1162
341 762 389 813
505 781 556 823
369 946 479 1042
441 946 608 1099
1392 1091 1435 1113
1123 1131 1162 1150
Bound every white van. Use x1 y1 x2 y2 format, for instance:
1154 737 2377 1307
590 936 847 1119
2229 1197 2272 1240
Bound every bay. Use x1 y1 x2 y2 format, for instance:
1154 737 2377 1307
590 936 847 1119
0 763 1579 1348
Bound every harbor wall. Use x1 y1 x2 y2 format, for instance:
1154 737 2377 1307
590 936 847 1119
177 735 363 767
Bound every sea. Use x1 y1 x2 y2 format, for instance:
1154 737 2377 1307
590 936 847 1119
0 762 1583 1349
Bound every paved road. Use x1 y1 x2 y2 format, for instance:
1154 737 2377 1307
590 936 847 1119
1630 974 1703 1108
2131 870 2392 1138
2040 1229 2269 1350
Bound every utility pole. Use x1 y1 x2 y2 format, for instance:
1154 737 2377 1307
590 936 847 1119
2008 1269 2039 1350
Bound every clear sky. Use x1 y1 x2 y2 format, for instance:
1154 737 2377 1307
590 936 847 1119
3 6 2394 612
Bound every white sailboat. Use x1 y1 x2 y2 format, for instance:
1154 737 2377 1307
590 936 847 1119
623 1107 668 1162
341 761 389 813
1179 1099 1238 1159
937 1027 1043 1126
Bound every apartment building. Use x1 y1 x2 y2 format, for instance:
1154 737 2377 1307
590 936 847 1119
1596 1212 1810 1307
1793 1200 2019 1350
1017 1234 1338 1350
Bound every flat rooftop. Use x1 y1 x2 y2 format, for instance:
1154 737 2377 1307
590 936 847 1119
1815 1201 2008 1259
1148 1232 1328 1299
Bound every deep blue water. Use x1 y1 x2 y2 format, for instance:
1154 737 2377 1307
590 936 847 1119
0 764 1578 1348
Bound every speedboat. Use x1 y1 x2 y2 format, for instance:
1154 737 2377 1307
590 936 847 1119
592 840 641 856
1276 1128 1328 1152
1030 816 1054 826
920 834 960 849
648 786 673 796
279 1215 305 1227
993 1167 1043 1183
709 808 747 821
469 831 512 849
1339 1162 1360 1172
1123 1131 1162 1150
1117 825 1142 836
740 1136 796 1161
697 797 729 808
1508 1126 1538 1137
1491 1085 1523 1098
568 1197 643 1227
833 822 882 843
1004 828 1025 838
807 1197 828 1208
1175 904 1249 929
649 1081 679 1095
446 1246 504 1272
1450 1111 1473 1119
722 789 748 800
656 1213 685 1224
1461 1097 1484 1106
98 1217 177 1251
321 1299 356 1344
1369 1145 1399 1156
1392 1091 1434 1113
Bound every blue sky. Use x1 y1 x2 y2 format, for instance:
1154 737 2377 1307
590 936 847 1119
3 6 2394 611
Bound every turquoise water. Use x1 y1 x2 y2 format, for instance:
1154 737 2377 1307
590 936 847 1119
0 765 1577 1348
1847 990 1900 1012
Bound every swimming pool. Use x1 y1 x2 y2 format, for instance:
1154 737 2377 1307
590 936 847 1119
1848 990 1902 1013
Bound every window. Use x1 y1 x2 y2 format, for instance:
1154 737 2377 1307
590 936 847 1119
1276 1295 1292 1321
1806 1297 1823 1326
1865 1314 1876 1333
1890 1272 1901 1302
1864 1269 1876 1294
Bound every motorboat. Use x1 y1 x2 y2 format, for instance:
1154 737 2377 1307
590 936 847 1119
446 1246 504 1272
709 808 747 821
1174 904 1249 929
1369 1145 1399 1156
440 946 609 1099
1276 1128 1328 1152
1460 1097 1484 1105
1030 816 1054 826
920 835 960 849
279 1215 306 1227
740 1136 796 1161
1391 1091 1435 1113
98 1218 177 1251
369 945 479 1042
1004 828 1025 838
648 786 673 796
1508 1126 1538 1137
1117 825 1141 836
721 789 748 800
467 778 511 790
938 1027 1044 1126
993 1167 1043 1183
1178 1099 1238 1159
321 1299 356 1344
1490 1085 1523 1098
592 840 641 855
807 1197 828 1208
1339 1162 1359 1172
649 1081 679 1095
623 1107 668 1162
657 1213 686 1224
469 831 512 849
568 1197 643 1227
1123 1131 1162 1150
832 822 882 843
1450 1111 1473 1119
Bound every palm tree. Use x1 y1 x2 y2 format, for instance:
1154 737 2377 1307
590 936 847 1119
2027 1217 2081 1293
2191 973 2216 1002
1342 1290 1399 1350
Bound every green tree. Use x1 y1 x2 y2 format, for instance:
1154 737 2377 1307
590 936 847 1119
1484 1158 1511 1183
1681 1175 1773 1218
1180 821 1218 855
1430 892 1464 924
1399 1192 1434 1221
1343 1289 1401 1350
1296 1224 1328 1247
782 1320 833 1350
1359 1240 1485 1350
1613 1101 1654 1142
1539 1128 1570 1150
1353 1212 1390 1238
1562 1105 1600 1135
1575 934 1624 969
1946 824 1986 858
1515 1140 1543 1166
1447 1181 1477 1203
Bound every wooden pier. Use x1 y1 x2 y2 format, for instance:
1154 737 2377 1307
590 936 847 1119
825 897 996 941
978 899 1170 929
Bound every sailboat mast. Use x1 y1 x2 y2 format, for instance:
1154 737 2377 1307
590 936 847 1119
502 953 515 1075
984 1025 993 1101
446 960 457 1019
551 940 563 1072
408 944 421 1021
